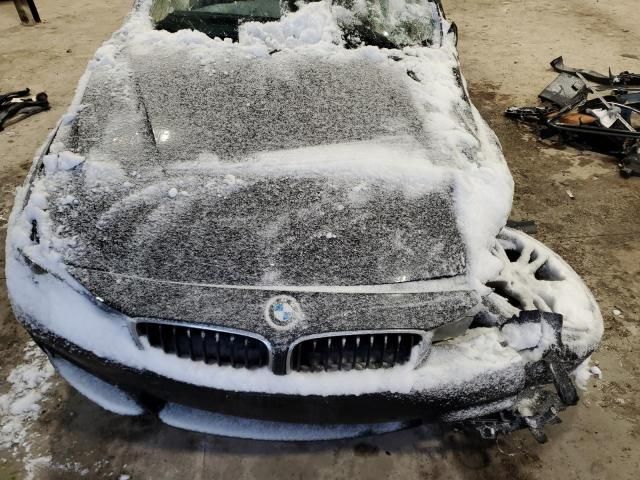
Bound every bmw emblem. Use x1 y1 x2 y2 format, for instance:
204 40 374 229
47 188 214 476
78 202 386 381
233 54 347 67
265 295 302 330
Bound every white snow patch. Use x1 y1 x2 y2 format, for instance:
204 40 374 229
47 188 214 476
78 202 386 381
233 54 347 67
83 159 127 187
415 328 522 391
515 394 539 418
0 342 55 451
589 365 602 379
7 180 78 280
24 455 52 480
500 319 557 363
42 151 85 176
58 194 76 207
501 322 543 351
491 229 604 359
240 1 342 50
571 357 601 390
51 357 143 416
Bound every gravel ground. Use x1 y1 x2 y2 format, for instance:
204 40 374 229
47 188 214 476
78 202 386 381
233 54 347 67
1 1 639 479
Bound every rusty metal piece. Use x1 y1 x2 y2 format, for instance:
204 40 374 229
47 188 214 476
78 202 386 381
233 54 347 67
556 112 598 126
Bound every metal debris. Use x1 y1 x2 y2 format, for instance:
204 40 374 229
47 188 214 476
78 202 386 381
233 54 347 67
551 56 640 87
0 88 50 131
539 72 588 107
506 57 640 178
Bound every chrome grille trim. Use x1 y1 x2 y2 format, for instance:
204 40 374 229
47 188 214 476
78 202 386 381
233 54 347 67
286 330 431 373
131 318 273 370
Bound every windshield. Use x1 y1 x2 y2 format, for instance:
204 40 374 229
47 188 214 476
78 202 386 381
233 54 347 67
151 0 282 40
336 0 442 48
151 0 442 48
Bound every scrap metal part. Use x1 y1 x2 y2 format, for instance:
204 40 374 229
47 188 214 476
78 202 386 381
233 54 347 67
506 57 640 178
539 72 588 108
0 89 50 131
620 145 640 178
505 106 554 123
551 56 640 87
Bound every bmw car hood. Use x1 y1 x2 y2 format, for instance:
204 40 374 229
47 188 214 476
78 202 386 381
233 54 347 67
54 165 466 287
46 45 474 289
8 7 515 340
77 44 435 165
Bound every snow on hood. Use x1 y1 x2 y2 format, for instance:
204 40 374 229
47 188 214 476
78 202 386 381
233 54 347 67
6 0 513 294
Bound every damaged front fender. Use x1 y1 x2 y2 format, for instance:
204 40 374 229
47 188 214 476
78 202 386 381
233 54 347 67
447 228 603 442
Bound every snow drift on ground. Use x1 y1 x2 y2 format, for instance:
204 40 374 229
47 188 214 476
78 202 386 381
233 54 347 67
0 342 54 451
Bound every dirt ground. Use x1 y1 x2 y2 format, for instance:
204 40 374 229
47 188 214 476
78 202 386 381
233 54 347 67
1 0 639 479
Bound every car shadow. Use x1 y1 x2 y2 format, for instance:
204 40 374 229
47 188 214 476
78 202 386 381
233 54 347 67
36 386 546 479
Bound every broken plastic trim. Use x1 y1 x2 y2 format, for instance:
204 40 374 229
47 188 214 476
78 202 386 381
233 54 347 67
460 388 563 444
455 310 579 443
539 72 588 108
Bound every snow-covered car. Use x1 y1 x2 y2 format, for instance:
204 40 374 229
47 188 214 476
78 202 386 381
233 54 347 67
5 0 603 441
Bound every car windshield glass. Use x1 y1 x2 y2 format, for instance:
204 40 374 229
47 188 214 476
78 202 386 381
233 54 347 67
151 1 441 47
335 0 442 48
151 0 281 39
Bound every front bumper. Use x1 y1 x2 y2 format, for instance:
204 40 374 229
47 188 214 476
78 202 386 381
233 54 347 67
31 319 587 443
33 328 515 425
6 228 603 439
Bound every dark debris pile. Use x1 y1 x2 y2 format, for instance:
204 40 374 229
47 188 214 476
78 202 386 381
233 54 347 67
0 88 50 132
506 56 640 178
